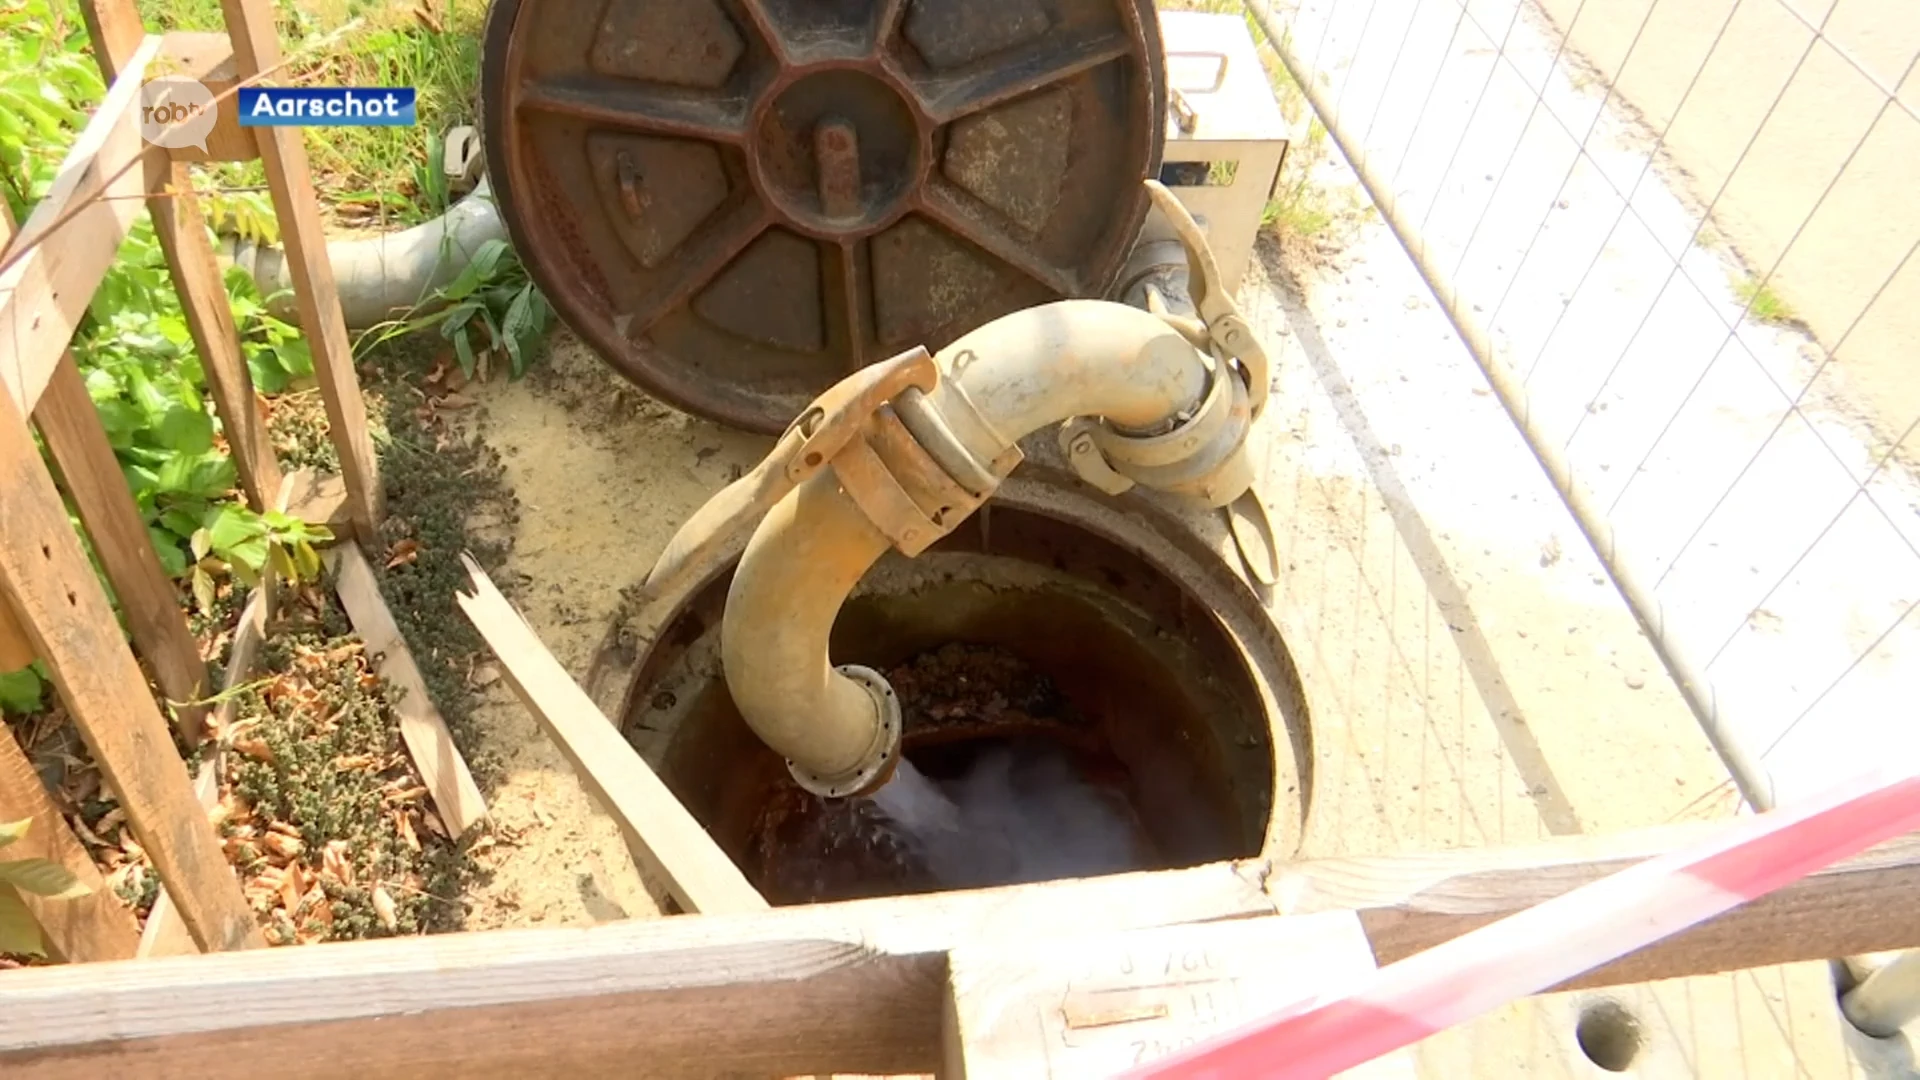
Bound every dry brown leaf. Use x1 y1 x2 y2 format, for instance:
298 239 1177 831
233 737 274 764
435 392 476 410
119 833 145 861
395 811 420 854
321 840 353 885
96 807 126 833
467 834 496 858
261 832 304 860
419 807 449 840
385 539 420 569
383 785 429 806
468 662 501 689
280 862 307 913
372 885 398 932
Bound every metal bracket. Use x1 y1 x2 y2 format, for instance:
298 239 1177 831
1144 180 1270 418
1060 419 1137 497
640 347 938 603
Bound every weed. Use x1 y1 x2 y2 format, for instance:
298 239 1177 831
1734 274 1800 329
137 0 486 228
360 341 520 787
361 236 555 381
228 592 475 939
0 818 91 957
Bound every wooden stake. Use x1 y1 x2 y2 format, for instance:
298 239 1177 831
0 377 261 955
219 0 383 540
332 545 488 836
0 732 140 963
455 556 767 914
35 356 211 740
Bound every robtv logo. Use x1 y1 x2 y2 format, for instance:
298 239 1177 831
139 77 217 151
239 87 417 127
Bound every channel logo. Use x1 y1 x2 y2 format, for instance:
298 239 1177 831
238 87 417 127
139 77 217 151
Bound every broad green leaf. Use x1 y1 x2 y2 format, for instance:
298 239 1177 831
149 528 188 578
229 558 261 588
227 535 270 571
0 886 43 958
248 351 289 394
0 820 28 848
157 405 214 455
206 505 265 552
269 543 297 582
293 540 321 582
192 565 216 613
0 667 43 715
160 507 201 539
0 857 90 899
185 456 237 499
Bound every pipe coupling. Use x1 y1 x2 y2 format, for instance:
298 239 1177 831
1060 359 1256 508
785 663 904 799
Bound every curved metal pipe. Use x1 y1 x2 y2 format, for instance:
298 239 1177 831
222 178 508 331
721 300 1212 794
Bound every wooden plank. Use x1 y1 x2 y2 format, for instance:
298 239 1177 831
138 571 275 959
81 2 282 508
0 826 1915 1074
282 468 351 533
35 355 211 742
219 0 382 541
331 545 487 835
0 35 164 417
0 376 261 956
150 33 256 163
454 556 766 914
1277 825 1920 990
0 729 141 963
0 602 31 671
0 862 1269 1078
148 170 282 508
944 913 1413 1079
78 0 145 82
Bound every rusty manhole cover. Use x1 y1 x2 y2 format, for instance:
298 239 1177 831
482 0 1166 432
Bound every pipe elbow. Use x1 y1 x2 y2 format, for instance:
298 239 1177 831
722 299 1221 795
721 471 900 797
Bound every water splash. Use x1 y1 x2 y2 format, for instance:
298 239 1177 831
864 741 1151 890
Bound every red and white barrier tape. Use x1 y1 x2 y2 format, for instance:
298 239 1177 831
1124 768 1920 1080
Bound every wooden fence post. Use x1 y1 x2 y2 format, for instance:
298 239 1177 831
80 0 285 511
0 732 140 962
220 0 384 542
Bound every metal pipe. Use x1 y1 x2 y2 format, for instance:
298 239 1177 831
1244 0 1774 811
722 300 1212 795
1842 951 1920 1038
222 177 509 331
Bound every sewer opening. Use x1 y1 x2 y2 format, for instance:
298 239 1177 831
1575 999 1646 1072
627 504 1281 907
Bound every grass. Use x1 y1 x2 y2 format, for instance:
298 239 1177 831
1733 274 1800 329
135 0 486 227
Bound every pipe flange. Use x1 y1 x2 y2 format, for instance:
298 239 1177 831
1091 364 1256 507
784 664 903 800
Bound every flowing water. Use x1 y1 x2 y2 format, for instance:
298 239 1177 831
865 742 1152 889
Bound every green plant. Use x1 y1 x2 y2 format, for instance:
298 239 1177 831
363 238 554 381
0 664 47 715
1734 274 1799 328
0 1 331 697
187 505 333 612
0 818 91 958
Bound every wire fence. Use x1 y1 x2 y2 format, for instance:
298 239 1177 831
1243 0 1920 811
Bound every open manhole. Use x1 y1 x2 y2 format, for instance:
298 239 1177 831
619 482 1306 905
